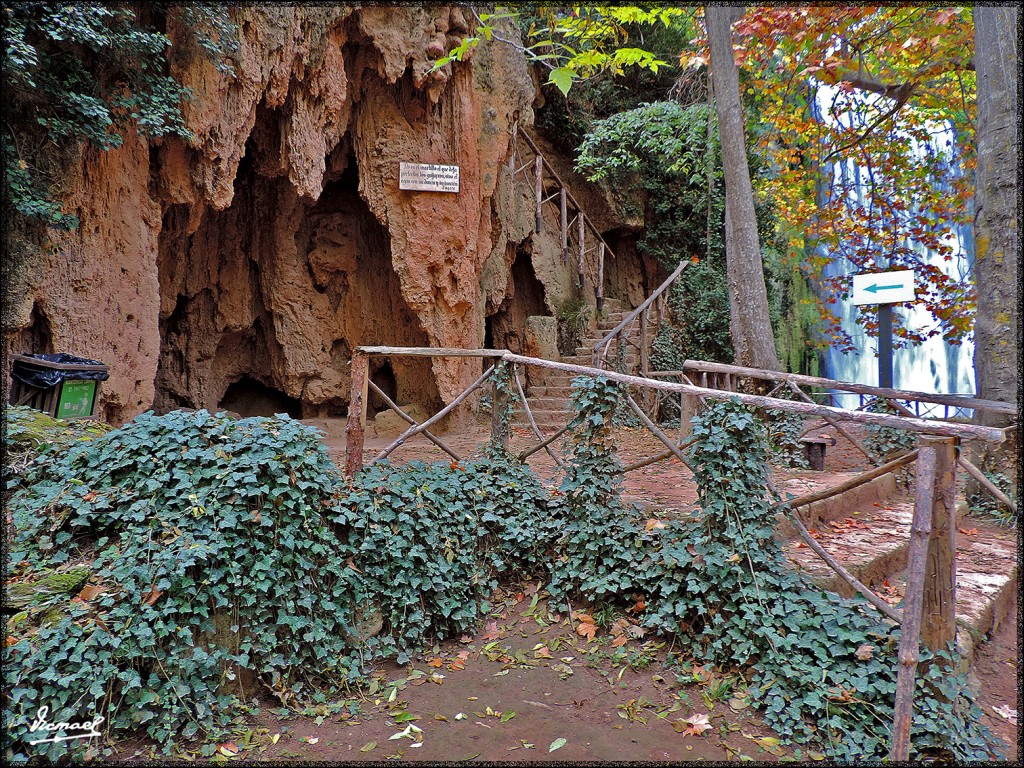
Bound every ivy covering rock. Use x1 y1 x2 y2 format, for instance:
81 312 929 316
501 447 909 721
3 390 1001 762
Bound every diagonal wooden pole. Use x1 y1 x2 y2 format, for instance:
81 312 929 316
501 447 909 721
518 423 571 461
889 440 939 762
511 365 563 468
786 512 901 623
788 381 879 465
373 366 495 463
958 454 1017 514
625 394 696 472
367 379 460 462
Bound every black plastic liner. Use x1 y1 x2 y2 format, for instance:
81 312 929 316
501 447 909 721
11 353 110 388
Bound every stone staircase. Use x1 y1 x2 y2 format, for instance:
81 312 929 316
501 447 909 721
778 468 1019 673
514 298 657 431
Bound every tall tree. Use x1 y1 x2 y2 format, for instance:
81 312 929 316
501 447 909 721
705 5 781 370
972 6 1019 421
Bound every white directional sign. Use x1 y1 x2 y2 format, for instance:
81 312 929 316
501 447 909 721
399 162 460 193
852 270 915 306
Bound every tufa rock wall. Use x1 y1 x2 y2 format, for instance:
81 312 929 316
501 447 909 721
4 5 655 425
5 5 535 423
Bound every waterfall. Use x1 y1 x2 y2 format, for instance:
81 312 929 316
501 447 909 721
813 87 975 418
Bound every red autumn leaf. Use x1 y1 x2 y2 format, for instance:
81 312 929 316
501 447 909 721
427 657 443 668
482 620 500 642
142 588 162 606
611 636 628 648
576 621 597 641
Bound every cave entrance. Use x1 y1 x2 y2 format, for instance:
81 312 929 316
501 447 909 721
154 112 441 419
486 248 548 355
368 360 397 416
599 230 662 309
219 376 302 419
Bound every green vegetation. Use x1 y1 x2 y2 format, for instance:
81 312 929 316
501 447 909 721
5 387 999 761
2 3 237 230
555 296 591 356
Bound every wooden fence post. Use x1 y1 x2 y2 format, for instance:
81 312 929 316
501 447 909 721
560 188 568 263
596 242 605 312
490 361 511 453
534 155 543 233
921 436 958 653
577 212 586 288
890 436 944 761
345 351 370 478
640 307 649 377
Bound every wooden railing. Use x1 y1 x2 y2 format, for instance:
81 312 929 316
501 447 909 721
506 123 617 309
591 258 687 373
344 346 1012 761
646 360 1018 513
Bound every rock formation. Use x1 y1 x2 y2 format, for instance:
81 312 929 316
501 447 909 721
4 5 655 425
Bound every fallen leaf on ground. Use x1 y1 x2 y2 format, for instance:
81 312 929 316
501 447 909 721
611 636 628 648
958 527 978 536
549 737 567 752
481 621 500 641
992 704 1017 722
427 657 443 668
755 736 785 755
359 741 377 752
218 742 239 756
78 584 103 601
676 712 711 736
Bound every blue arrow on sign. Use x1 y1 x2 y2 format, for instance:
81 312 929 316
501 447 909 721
865 282 904 294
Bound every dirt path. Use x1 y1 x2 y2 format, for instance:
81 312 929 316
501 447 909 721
151 591 798 762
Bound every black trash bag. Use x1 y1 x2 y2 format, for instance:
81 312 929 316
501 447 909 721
11 353 110 389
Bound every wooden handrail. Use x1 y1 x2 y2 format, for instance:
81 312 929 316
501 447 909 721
517 127 618 259
592 259 688 367
670 360 1017 415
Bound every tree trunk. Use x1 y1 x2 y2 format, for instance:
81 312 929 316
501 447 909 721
971 6 1019 482
706 5 781 371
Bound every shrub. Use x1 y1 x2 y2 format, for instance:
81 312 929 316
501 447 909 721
6 411 365 760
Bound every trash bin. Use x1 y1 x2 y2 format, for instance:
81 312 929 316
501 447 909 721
9 353 110 419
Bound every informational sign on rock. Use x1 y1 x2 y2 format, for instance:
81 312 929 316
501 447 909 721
399 162 460 193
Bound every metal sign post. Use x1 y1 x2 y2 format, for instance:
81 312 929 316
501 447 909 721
852 270 915 390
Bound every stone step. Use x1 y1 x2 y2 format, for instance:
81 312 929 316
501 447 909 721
521 396 569 411
779 474 1018 672
526 386 574 398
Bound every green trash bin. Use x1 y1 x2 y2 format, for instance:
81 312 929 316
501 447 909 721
9 353 110 419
